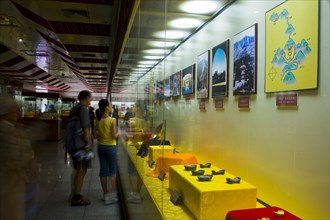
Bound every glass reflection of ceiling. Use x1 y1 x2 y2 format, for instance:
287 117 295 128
114 0 234 89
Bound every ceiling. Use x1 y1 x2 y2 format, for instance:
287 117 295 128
0 0 135 94
0 0 234 95
111 0 234 93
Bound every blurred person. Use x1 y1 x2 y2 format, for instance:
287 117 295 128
48 104 57 113
126 100 148 203
94 99 119 205
89 106 95 135
0 95 39 220
124 107 132 128
112 105 119 127
68 90 92 206
95 108 101 121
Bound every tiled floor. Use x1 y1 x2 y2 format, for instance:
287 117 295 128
32 140 123 220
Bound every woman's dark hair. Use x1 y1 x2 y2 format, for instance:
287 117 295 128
98 99 110 119
78 90 91 101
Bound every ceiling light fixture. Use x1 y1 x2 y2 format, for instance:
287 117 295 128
142 49 168 55
18 38 23 42
179 1 220 14
143 55 163 60
153 30 189 40
148 41 177 48
168 18 203 29
138 60 157 65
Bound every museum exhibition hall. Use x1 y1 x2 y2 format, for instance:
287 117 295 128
0 0 329 219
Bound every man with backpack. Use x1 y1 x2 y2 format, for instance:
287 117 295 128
66 90 92 206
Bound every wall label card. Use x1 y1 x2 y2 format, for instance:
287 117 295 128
276 93 298 106
238 96 249 108
215 98 224 109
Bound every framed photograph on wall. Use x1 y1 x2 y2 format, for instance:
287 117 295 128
265 1 319 93
156 80 164 102
233 24 258 95
212 40 229 97
182 64 195 95
171 71 181 97
197 50 210 99
164 78 171 98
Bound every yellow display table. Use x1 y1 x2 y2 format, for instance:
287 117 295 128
148 145 174 162
169 165 257 220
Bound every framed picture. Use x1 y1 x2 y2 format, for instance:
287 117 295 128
265 1 319 93
212 40 229 97
164 78 171 98
233 24 258 95
156 80 164 102
181 64 195 95
171 71 181 97
197 50 210 99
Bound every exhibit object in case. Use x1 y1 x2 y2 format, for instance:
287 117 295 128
197 50 210 99
170 165 257 220
265 0 319 93
233 24 258 95
212 40 229 97
182 64 195 95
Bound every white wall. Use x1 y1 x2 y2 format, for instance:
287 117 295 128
136 0 330 218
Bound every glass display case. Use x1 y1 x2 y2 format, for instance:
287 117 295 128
36 95 61 118
22 96 37 118
61 98 75 116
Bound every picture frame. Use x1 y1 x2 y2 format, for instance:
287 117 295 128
265 0 319 93
164 77 171 98
212 40 230 97
197 50 210 99
181 64 195 95
171 71 181 97
233 24 258 96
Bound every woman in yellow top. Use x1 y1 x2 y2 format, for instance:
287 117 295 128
95 99 119 205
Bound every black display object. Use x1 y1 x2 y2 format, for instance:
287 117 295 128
158 170 166 181
148 160 155 168
170 190 183 205
226 177 241 184
197 175 213 182
212 169 225 175
191 170 205 176
200 163 211 168
184 164 197 171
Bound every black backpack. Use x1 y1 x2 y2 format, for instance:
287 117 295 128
65 105 85 155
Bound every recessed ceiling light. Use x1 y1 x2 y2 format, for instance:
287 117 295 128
18 39 23 42
179 1 220 14
153 30 189 40
143 55 163 60
168 18 203 29
139 60 157 65
137 64 153 68
254 10 259 14
148 41 177 48
142 49 168 55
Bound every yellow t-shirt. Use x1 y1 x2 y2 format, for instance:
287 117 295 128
97 117 116 146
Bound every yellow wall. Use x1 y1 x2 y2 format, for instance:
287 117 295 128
135 0 330 219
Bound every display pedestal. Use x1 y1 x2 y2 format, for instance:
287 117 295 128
147 153 198 177
148 145 174 162
225 206 302 220
169 165 257 220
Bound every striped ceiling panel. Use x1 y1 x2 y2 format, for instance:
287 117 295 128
0 43 70 91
